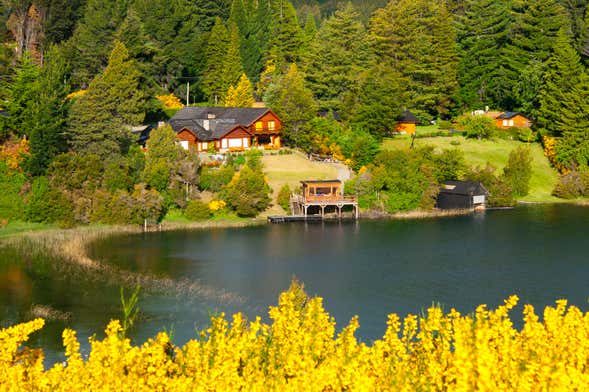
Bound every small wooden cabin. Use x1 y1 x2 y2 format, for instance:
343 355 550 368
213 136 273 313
301 180 343 203
495 112 532 129
436 181 489 210
395 110 420 134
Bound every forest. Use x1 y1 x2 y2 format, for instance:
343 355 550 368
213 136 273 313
0 0 588 224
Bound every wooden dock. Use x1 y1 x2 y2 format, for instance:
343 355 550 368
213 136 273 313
267 215 323 223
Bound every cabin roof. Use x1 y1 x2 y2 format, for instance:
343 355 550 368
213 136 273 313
396 110 419 124
439 181 489 196
497 111 527 120
301 180 342 185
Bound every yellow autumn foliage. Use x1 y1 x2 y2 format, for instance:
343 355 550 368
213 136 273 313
156 94 184 110
208 199 226 212
2 293 589 391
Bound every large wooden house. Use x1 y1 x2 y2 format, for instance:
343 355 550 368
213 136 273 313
169 107 282 152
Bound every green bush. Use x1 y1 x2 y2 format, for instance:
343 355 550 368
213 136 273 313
277 184 292 212
223 165 271 217
517 128 536 143
503 147 533 197
438 120 452 130
552 171 589 199
458 115 496 140
185 200 212 221
0 160 26 220
26 176 74 225
466 163 515 207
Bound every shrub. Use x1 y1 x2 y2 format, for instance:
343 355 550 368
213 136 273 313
552 171 589 199
223 165 271 217
26 176 74 225
185 200 212 221
277 184 292 212
437 120 452 129
458 115 496 139
466 163 515 207
517 128 535 143
503 147 533 197
450 140 461 146
0 160 26 220
131 184 165 224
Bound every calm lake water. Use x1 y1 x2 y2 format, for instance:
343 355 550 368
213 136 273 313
1 204 589 365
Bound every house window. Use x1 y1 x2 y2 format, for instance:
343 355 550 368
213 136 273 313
201 142 208 151
203 119 210 130
222 139 228 149
508 119 514 127
179 140 189 150
268 121 275 131
228 138 242 148
502 120 508 127
255 121 263 131
242 138 249 147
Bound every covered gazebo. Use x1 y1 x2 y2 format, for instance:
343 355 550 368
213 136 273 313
395 110 420 134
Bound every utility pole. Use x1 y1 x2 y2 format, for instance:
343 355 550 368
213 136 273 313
186 82 190 106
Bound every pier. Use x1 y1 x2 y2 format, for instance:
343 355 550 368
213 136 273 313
290 180 359 220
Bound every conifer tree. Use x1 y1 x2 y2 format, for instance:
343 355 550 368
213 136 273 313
221 23 245 98
224 73 254 107
267 0 304 70
68 41 146 158
265 63 317 147
24 47 70 175
201 17 230 103
66 0 128 87
304 3 368 114
537 30 586 137
457 0 512 109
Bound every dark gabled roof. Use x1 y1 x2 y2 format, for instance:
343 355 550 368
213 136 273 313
169 106 270 141
396 110 419 124
136 124 155 146
497 111 528 120
439 181 489 196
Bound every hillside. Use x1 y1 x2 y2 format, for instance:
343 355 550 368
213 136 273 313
382 136 561 203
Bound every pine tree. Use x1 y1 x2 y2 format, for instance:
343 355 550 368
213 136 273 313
267 0 304 70
304 3 369 114
68 41 146 158
537 29 586 137
224 73 254 107
265 63 317 147
457 0 512 109
369 0 458 118
222 23 245 98
66 0 128 87
201 17 229 103
24 47 70 176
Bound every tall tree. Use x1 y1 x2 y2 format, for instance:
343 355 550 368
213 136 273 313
201 17 229 103
221 23 245 98
68 41 145 158
66 0 128 87
267 0 304 70
304 3 368 114
24 46 70 175
224 73 254 107
265 63 317 147
457 0 512 109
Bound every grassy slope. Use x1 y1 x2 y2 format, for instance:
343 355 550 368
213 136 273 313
382 136 561 203
0 221 55 238
261 152 341 215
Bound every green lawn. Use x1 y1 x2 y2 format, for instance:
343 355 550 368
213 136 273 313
0 221 55 238
382 136 562 203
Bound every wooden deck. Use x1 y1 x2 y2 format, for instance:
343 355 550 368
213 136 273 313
289 194 358 219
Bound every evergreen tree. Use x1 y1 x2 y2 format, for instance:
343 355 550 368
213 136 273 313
68 41 145 158
66 0 128 87
457 0 512 109
221 23 245 98
304 3 368 114
537 30 586 137
0 53 39 138
506 0 567 111
369 0 458 118
43 0 85 44
265 63 317 147
352 62 403 137
267 0 304 70
25 47 70 176
201 17 229 103
224 73 254 107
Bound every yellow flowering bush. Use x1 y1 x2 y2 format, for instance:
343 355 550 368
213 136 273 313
543 135 566 173
0 138 29 170
156 94 184 110
65 90 87 100
3 293 589 391
208 199 226 212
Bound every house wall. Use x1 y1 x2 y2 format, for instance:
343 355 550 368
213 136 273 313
395 122 416 134
219 127 251 152
495 115 532 129
177 129 197 145
249 112 283 136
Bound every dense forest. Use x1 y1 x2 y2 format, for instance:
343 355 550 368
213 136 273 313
0 0 588 224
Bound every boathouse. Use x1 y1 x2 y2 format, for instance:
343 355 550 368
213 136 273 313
290 180 358 219
436 181 489 210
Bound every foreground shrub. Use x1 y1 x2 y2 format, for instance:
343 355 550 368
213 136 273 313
277 184 292 212
3 292 589 391
552 170 589 198
223 165 271 217
458 114 497 139
503 147 533 197
185 200 212 221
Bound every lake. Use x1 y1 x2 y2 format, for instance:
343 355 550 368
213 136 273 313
1 204 588 365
